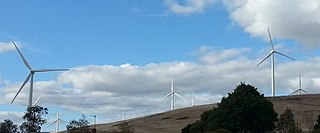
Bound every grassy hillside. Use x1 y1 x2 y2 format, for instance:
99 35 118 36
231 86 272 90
64 94 320 133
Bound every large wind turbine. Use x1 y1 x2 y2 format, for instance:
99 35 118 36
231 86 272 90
162 78 184 110
257 28 295 97
11 41 69 107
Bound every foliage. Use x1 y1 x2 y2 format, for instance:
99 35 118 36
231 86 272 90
182 83 278 133
66 114 90 133
314 114 320 132
116 121 135 133
0 119 19 133
275 108 302 133
19 105 48 133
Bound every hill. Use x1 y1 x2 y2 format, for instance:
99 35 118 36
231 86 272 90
70 94 320 133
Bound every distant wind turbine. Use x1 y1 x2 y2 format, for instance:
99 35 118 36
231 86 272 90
48 113 66 133
257 28 295 97
10 41 69 107
191 92 195 107
162 78 184 110
290 73 308 95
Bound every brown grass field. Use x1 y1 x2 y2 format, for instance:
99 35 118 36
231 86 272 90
64 94 320 133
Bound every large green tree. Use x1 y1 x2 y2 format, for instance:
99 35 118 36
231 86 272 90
276 108 302 133
19 105 48 133
0 119 19 133
182 83 278 133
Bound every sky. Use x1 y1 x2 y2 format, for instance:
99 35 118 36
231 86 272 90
1 0 320 132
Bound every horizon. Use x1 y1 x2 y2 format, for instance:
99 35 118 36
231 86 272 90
1 0 320 132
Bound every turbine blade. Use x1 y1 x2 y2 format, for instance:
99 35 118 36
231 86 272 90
34 69 70 72
274 51 295 61
48 120 57 127
301 89 308 94
12 41 32 70
33 96 42 106
267 28 274 50
174 93 184 99
11 73 32 104
289 89 300 95
257 52 273 66
162 93 172 100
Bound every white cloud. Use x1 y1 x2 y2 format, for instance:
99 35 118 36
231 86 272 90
164 0 216 14
2 46 320 126
0 42 15 53
223 0 320 48
163 0 320 48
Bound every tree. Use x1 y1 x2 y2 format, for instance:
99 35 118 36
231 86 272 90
19 105 48 133
276 108 302 133
314 114 320 132
117 121 135 133
66 114 90 133
182 83 278 133
0 119 19 133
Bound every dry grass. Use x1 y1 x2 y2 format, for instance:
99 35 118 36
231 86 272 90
67 94 320 133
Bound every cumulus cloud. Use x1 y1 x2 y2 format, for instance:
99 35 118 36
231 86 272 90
223 0 320 48
0 41 15 53
164 0 216 14
163 0 320 48
1 46 320 125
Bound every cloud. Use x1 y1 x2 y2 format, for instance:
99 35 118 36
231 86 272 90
1 46 320 125
164 0 216 15
0 42 15 53
223 0 320 48
163 0 320 48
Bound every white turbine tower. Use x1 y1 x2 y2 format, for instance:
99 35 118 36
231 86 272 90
290 73 308 95
257 28 295 97
191 92 195 107
10 41 69 107
162 78 184 110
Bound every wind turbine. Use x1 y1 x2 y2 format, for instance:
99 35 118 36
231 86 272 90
162 78 184 110
191 92 195 107
290 73 308 95
48 113 66 133
257 28 295 97
10 41 69 107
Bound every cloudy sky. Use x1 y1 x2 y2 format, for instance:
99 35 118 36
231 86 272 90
1 0 320 132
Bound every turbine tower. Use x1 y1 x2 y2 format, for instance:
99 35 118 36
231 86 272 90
257 28 295 97
10 41 69 107
162 78 184 110
290 73 308 95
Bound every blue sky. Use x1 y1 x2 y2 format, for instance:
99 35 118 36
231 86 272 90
1 0 320 132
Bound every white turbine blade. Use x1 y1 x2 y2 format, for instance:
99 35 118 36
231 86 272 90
34 68 69 72
267 28 274 50
48 120 58 127
11 73 32 104
257 52 273 66
162 93 172 100
274 51 295 61
33 96 42 106
174 93 184 99
12 41 32 70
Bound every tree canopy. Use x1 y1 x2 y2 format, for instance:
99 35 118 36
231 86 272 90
276 108 302 133
66 114 90 133
20 105 48 133
182 83 278 133
0 119 19 133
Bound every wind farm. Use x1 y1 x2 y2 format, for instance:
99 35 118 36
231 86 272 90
1 1 320 132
